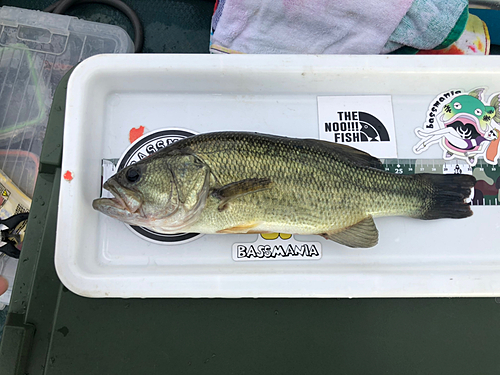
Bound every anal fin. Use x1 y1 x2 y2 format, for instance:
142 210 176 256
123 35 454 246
322 216 379 248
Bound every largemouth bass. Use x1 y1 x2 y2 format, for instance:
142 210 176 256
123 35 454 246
92 132 475 248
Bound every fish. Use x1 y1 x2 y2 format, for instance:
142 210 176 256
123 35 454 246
92 132 476 248
360 123 380 142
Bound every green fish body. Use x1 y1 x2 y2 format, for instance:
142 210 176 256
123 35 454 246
92 132 475 248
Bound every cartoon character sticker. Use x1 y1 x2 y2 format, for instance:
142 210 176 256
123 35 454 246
414 88 500 166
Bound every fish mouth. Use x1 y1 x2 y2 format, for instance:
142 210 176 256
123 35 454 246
442 113 484 152
93 179 143 216
444 113 481 137
103 180 129 210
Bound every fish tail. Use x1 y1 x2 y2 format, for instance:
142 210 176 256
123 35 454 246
413 173 476 220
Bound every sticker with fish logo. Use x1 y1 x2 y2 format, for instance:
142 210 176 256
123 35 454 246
317 95 398 158
233 234 322 261
110 128 203 244
414 88 500 167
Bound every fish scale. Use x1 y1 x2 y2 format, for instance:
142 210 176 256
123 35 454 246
175 133 438 233
93 132 475 248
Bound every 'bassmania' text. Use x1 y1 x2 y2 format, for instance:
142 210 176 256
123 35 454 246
235 243 321 260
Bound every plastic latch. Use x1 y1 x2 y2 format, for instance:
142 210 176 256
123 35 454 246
17 25 52 43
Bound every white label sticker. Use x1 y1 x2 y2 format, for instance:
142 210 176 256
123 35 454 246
232 235 322 261
317 95 398 158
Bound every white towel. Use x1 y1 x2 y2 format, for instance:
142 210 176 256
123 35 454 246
211 0 414 54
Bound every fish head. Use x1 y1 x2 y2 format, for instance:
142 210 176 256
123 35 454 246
92 153 210 232
442 95 493 133
92 158 177 227
360 123 378 141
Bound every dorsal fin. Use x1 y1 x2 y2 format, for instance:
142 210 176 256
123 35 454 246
469 88 485 101
302 139 383 169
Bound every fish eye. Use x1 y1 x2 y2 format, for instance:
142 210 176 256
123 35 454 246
475 108 482 116
453 102 462 110
126 168 141 183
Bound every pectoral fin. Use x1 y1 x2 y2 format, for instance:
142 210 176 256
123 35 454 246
212 178 273 211
322 216 379 248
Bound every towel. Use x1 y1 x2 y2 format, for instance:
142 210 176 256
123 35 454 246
210 0 414 54
417 14 490 55
383 0 469 53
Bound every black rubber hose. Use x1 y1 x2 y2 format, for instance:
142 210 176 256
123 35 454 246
44 0 143 53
